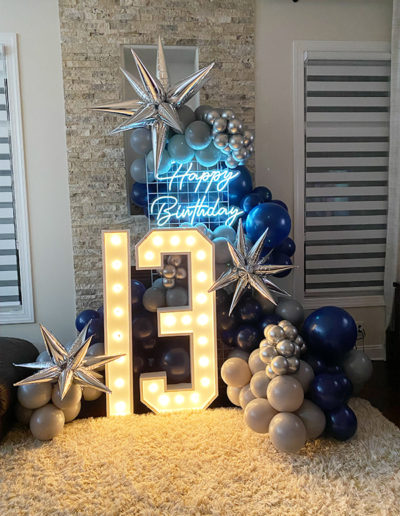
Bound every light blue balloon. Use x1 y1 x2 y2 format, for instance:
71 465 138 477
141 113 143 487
185 121 211 150
213 225 236 243
129 157 147 183
195 142 221 167
146 149 172 175
168 134 194 164
129 128 152 155
214 237 232 264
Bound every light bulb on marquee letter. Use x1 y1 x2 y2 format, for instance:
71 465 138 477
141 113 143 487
136 228 218 413
102 230 133 416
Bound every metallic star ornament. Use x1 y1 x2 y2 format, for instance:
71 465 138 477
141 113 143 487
14 324 124 400
93 36 214 176
208 220 296 315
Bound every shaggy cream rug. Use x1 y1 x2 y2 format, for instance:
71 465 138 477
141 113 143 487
0 399 399 516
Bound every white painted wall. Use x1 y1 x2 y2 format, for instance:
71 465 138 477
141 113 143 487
0 0 75 350
255 0 393 358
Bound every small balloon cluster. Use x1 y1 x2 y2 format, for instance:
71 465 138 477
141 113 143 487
220 306 373 454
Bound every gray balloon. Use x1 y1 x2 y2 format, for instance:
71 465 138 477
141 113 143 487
244 398 277 434
166 286 188 307
87 342 105 357
228 348 250 361
52 383 82 410
214 237 232 264
130 157 147 183
250 370 270 398
213 225 236 243
129 127 152 155
295 399 326 440
30 404 65 441
17 383 52 410
62 400 82 423
195 104 213 121
248 349 266 374
239 384 256 408
14 402 33 425
269 412 306 453
83 385 103 402
267 375 304 412
341 349 373 386
227 385 241 407
221 357 251 388
292 360 315 392
275 298 305 327
143 287 166 312
195 143 221 167
184 120 211 150
177 105 196 128
36 350 51 363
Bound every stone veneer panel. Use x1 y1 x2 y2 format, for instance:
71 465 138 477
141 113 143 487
58 0 255 312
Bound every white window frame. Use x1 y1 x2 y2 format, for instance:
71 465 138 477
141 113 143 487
0 33 33 323
292 40 390 310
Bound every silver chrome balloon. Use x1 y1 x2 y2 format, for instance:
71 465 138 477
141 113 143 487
175 267 187 280
162 264 176 279
282 324 298 341
243 129 254 146
168 255 182 267
287 356 300 373
271 355 289 376
293 343 301 358
213 117 227 133
208 219 295 315
265 325 285 344
93 36 214 176
162 277 175 288
14 325 123 399
213 132 229 149
221 109 235 120
232 147 247 162
259 345 278 365
266 365 277 380
227 119 243 134
221 144 232 155
205 109 220 125
229 134 244 150
276 339 295 358
225 155 238 168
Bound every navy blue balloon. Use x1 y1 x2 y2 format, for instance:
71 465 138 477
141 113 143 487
137 337 157 352
133 352 146 375
132 315 156 340
271 199 288 211
216 289 230 312
264 251 292 278
86 318 104 343
240 193 261 214
75 309 99 332
218 312 237 332
97 306 104 319
236 297 262 323
259 314 281 332
326 404 357 441
245 203 291 247
228 166 253 205
309 373 349 411
304 355 327 375
131 279 146 309
130 182 148 208
160 347 190 383
220 328 237 347
302 306 357 362
235 325 260 352
275 237 296 257
252 186 272 203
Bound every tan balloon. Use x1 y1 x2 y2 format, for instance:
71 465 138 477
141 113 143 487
269 412 306 453
29 404 65 441
244 398 278 434
239 384 256 409
248 349 266 374
17 383 52 410
52 383 82 410
14 402 33 425
250 370 270 398
221 357 251 388
295 400 326 439
292 360 315 393
82 386 103 402
63 401 82 423
267 375 304 412
227 385 241 406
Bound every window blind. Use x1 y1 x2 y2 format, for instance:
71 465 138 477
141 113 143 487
304 51 390 297
0 44 21 308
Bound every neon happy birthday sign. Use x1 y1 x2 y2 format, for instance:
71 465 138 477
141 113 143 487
148 162 243 227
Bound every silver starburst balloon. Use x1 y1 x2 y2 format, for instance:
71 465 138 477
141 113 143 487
14 324 124 400
208 220 295 315
93 36 214 176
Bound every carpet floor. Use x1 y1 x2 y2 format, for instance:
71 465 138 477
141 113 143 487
0 398 399 516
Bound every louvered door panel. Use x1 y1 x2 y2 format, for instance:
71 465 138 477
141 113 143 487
304 52 390 297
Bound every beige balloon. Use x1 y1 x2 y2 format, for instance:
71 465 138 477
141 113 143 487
63 401 82 423
267 375 304 412
250 370 270 398
244 398 277 434
82 386 103 402
52 383 82 410
14 402 33 425
29 404 65 441
269 412 306 453
292 360 315 393
295 399 326 439
239 384 256 409
221 357 251 388
227 385 241 406
248 349 266 375
17 383 52 410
